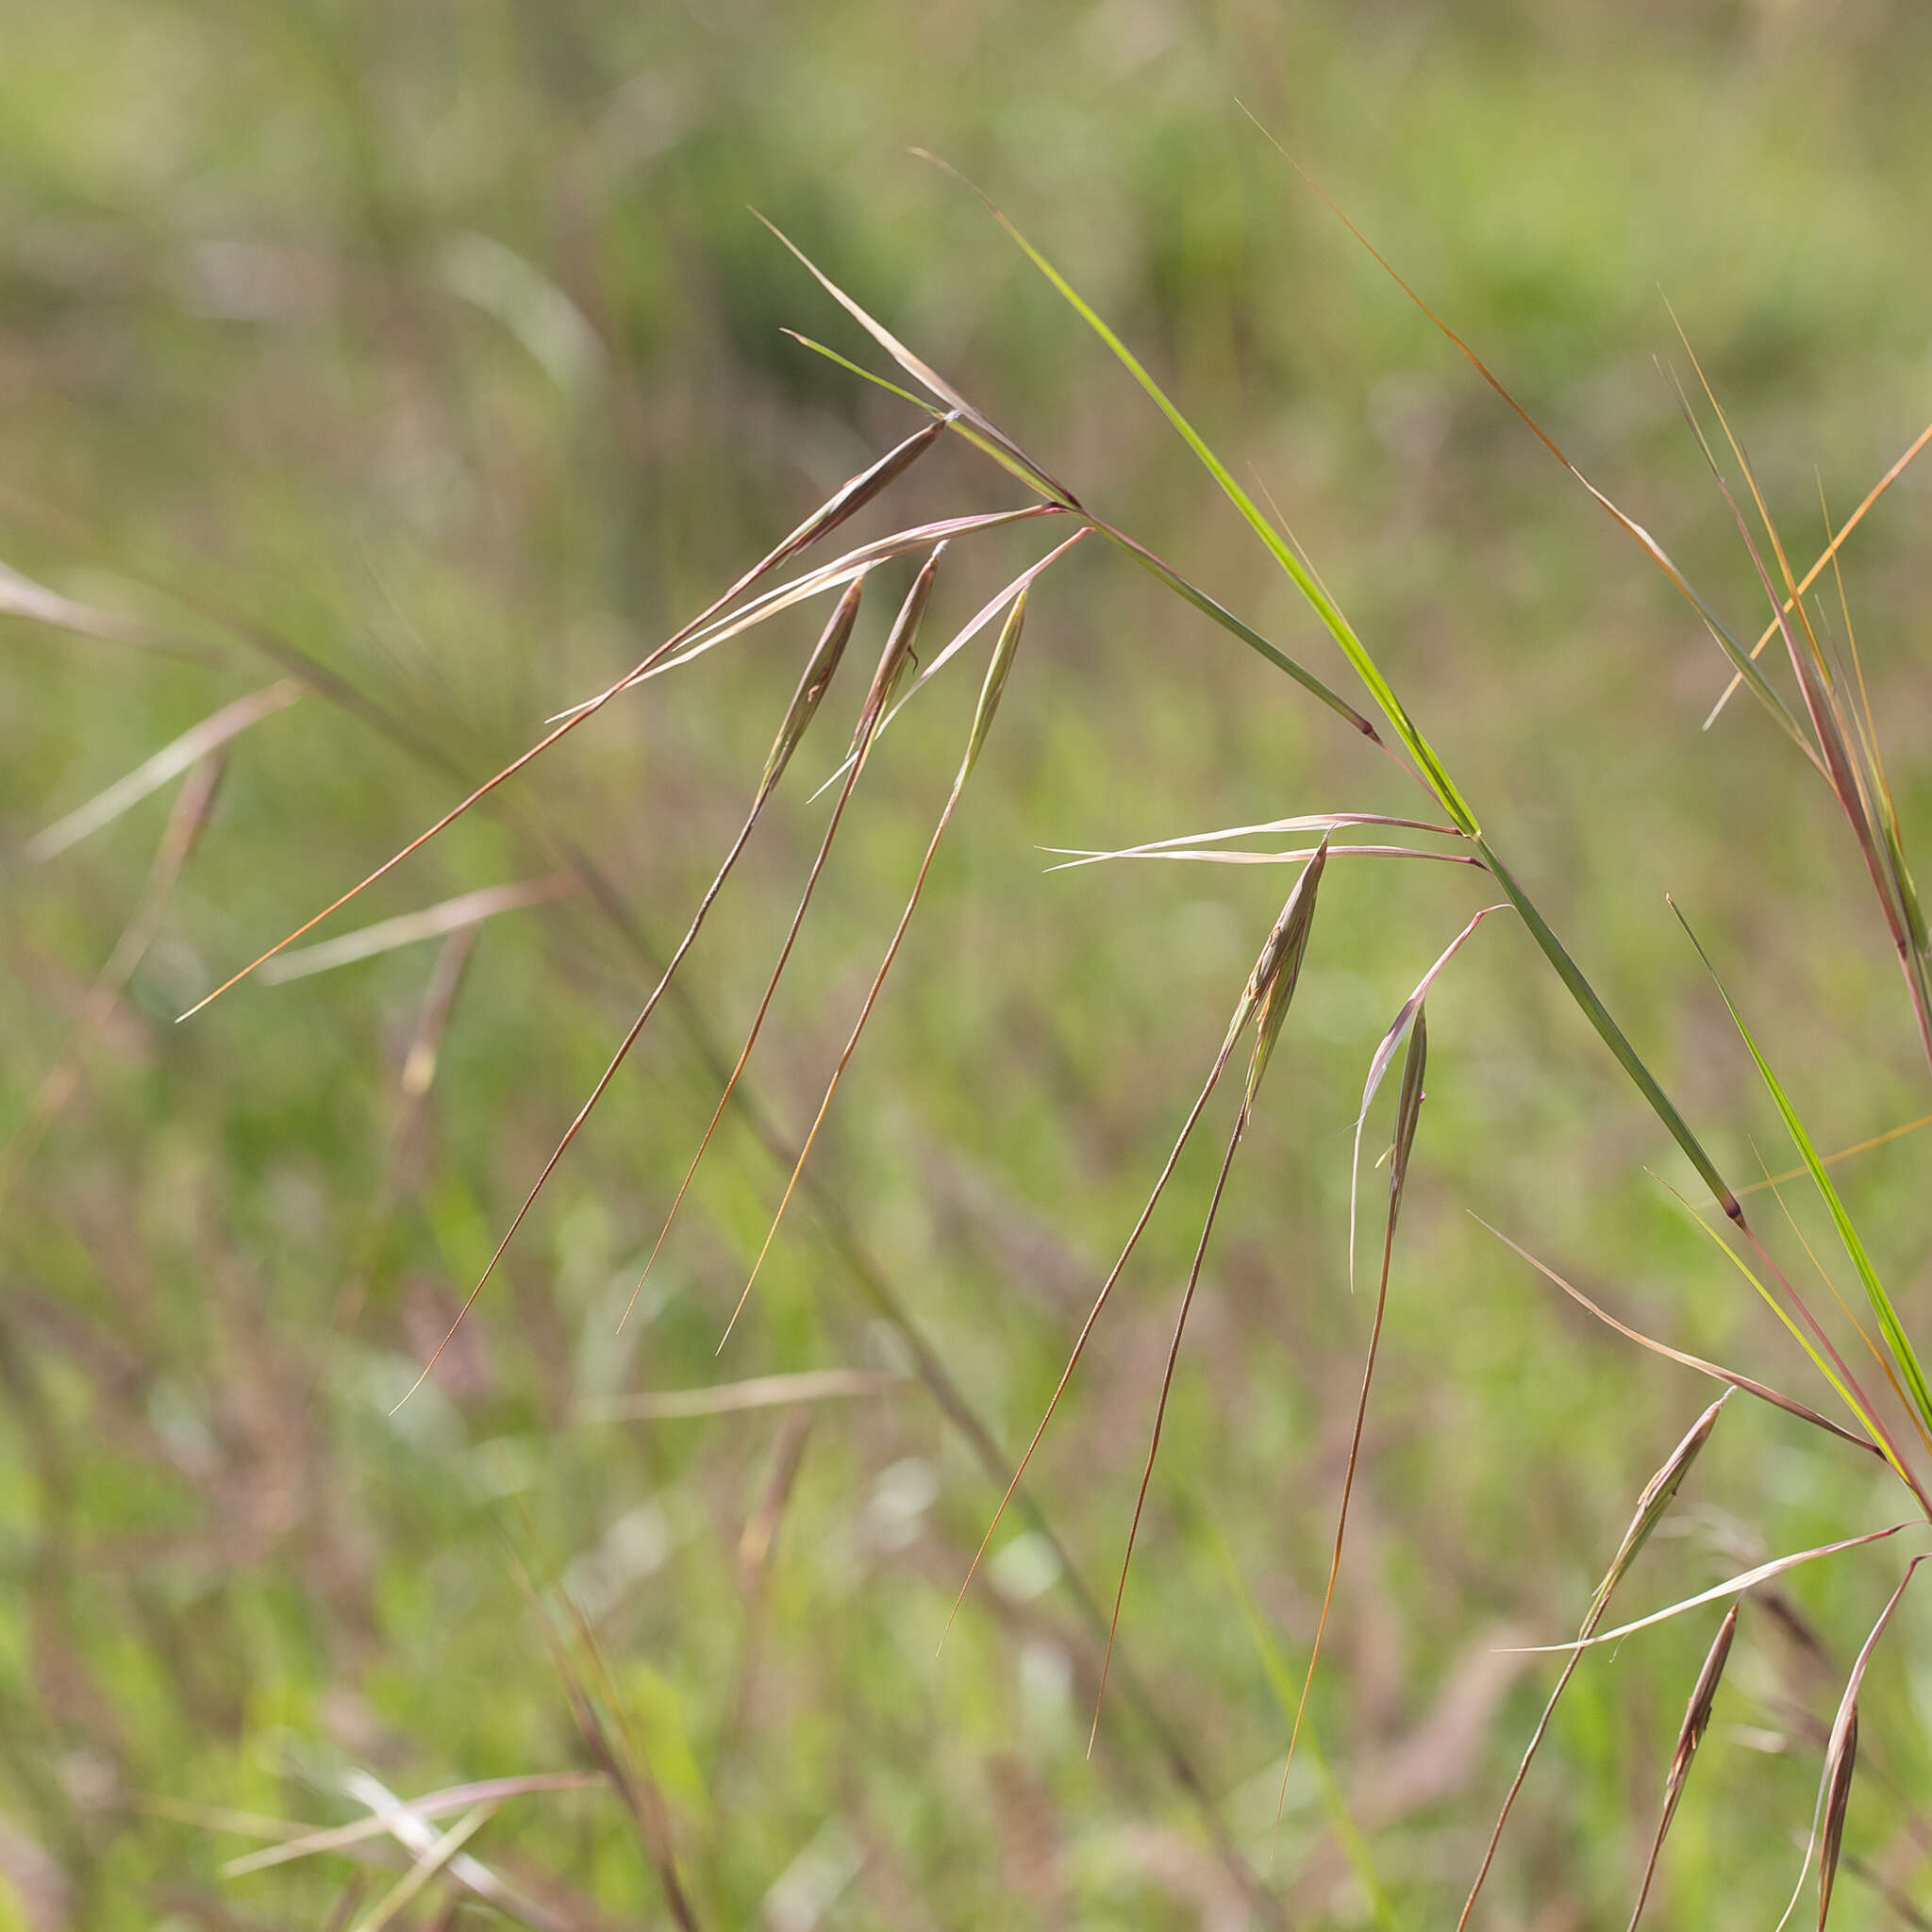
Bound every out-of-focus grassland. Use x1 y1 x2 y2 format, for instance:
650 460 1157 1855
4 2 1932 1925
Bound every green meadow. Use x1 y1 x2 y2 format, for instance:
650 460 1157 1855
5 4 1932 1925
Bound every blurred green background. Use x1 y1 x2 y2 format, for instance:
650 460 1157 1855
5 1 1932 1925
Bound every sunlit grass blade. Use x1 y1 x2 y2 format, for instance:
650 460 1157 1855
730 590 1029 1339
1627 1605 1737 1931
1458 1394 1727 1930
0 553 172 650
1672 901 1932 1439
636 550 941 1348
1279 1008 1425 1820
1474 1217 1882 1457
928 154 1477 830
946 854 1325 1645
26 677 300 860
174 437 971 1019
389 583 865 1409
1349 906 1504 1290
1509 1522 1910 1655
1481 845 1739 1216
1093 846 1326 1742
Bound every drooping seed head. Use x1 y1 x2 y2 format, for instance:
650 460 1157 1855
960 589 1027 783
1817 1702 1857 1929
1237 836 1329 1106
1587 1391 1728 1628
760 577 864 794
772 417 948 575
1388 1004 1427 1229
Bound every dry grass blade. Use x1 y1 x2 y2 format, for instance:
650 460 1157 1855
392 582 864 1409
172 428 962 1019
344 1803 496 1932
1349 907 1504 1290
731 588 1029 1334
1092 843 1328 1743
1042 811 1461 868
1279 1008 1427 1820
1627 1605 1738 1930
26 678 299 860
1510 1523 1911 1656
1457 1393 1728 1930
223 1774 603 1876
1780 1554 1926 1932
1733 1109 1932 1198
1043 841 1481 871
1706 413 1932 726
638 549 941 1348
577 1368 903 1425
1474 1218 1881 1457
258 875 577 983
946 855 1328 1645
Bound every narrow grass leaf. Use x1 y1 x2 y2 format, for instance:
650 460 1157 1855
1475 1218 1881 1457
1044 841 1481 872
1673 902 1932 1436
1627 1606 1738 1931
346 1805 496 1932
932 155 1477 829
1045 811 1461 867
1458 1395 1727 1929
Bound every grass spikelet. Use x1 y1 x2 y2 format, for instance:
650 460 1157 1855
1277 1006 1426 1819
639 548 944 1344
173 426 958 1019
946 845 1329 1648
728 583 1032 1338
1091 839 1329 1745
1457 1392 1729 1930
1627 1605 1737 1929
391 580 865 1408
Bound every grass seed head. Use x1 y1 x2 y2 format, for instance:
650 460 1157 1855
1227 836 1329 1098
1818 1703 1857 1928
761 575 864 793
1589 1391 1727 1626
961 588 1027 782
852 541 944 764
1389 1004 1427 1225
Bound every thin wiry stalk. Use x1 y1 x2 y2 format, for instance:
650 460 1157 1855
1279 1009 1426 1819
391 581 867 1407
1092 1090 1253 1751
728 584 1034 1340
1457 1395 1729 1930
639 551 941 1341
